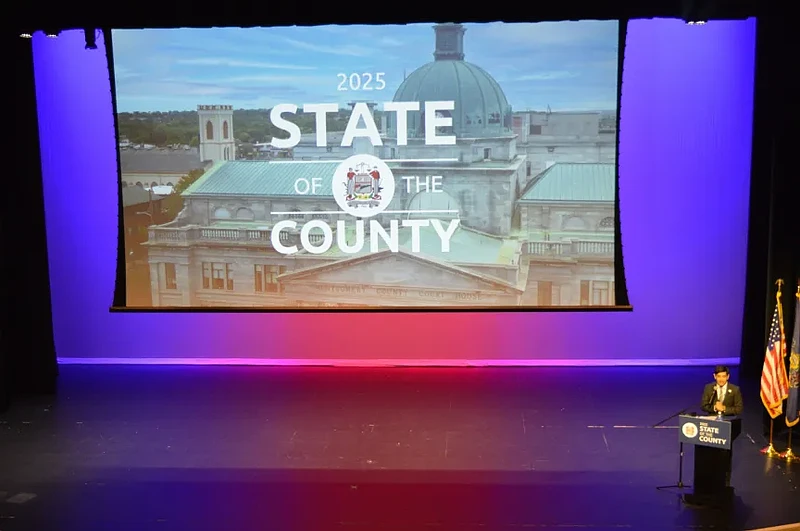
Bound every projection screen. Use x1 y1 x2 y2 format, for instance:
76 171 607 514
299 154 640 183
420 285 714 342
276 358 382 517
110 21 627 310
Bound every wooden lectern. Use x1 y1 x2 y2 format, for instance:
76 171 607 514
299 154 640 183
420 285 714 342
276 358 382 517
677 414 742 506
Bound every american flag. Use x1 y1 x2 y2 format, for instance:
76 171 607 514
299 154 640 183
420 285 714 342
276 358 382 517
761 302 789 419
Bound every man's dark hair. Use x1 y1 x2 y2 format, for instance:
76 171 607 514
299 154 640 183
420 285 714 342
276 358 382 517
714 365 730 375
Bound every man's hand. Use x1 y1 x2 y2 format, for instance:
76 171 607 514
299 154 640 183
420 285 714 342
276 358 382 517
714 401 725 412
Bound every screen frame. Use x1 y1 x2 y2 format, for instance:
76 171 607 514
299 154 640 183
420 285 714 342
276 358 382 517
106 20 631 313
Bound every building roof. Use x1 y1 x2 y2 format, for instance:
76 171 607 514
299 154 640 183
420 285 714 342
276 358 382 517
296 132 345 146
120 148 205 174
122 186 162 207
519 163 615 203
389 24 511 139
279 247 522 292
184 161 339 197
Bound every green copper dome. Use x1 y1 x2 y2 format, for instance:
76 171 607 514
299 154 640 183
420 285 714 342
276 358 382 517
389 23 513 139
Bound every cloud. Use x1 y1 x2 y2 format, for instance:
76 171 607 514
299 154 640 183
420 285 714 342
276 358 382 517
111 29 162 53
515 71 579 81
114 66 141 80
546 101 618 112
472 21 619 48
156 28 300 58
379 37 405 47
117 79 313 111
589 59 620 69
170 74 330 87
176 58 316 70
283 37 373 57
112 23 619 113
314 25 350 34
136 82 233 97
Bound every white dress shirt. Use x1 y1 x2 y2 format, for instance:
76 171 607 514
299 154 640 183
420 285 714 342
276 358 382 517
716 384 728 402
715 384 729 414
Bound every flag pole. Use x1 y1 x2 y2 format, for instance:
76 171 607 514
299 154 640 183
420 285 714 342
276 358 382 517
782 428 798 462
761 419 780 456
761 279 785 457
782 282 800 462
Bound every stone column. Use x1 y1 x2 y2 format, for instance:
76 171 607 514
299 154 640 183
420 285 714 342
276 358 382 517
520 205 528 232
560 282 576 306
177 263 191 306
149 263 160 306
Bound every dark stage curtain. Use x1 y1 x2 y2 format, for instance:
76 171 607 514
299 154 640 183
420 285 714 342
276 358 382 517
2 36 58 413
739 14 799 435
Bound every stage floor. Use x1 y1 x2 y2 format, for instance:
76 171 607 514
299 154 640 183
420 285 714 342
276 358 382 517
1 365 798 531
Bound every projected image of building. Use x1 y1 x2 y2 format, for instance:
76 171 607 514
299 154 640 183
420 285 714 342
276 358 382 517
138 23 616 308
120 147 209 192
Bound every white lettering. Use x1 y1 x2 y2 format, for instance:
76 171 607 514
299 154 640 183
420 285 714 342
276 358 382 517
271 219 458 255
294 178 310 195
383 101 419 146
341 102 382 147
336 219 364 253
300 220 333 254
269 104 301 149
302 103 338 147
401 219 429 253
698 435 728 445
311 177 321 194
401 176 444 193
268 101 455 149
271 220 298 254
430 219 459 252
370 219 399 252
425 101 456 145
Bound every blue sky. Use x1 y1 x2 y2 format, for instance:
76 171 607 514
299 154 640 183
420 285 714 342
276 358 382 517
111 21 619 113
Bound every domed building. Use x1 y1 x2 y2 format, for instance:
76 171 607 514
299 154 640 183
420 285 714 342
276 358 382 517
388 24 513 140
382 23 526 238
140 23 615 308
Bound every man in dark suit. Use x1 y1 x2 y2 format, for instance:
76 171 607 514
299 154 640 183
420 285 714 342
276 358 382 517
701 365 744 416
693 365 744 494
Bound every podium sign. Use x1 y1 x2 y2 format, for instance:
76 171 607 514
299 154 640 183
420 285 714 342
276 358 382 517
675 415 741 505
678 415 734 450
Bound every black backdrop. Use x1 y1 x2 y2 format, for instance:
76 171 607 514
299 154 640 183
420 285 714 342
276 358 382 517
3 35 59 411
2 2 795 415
740 14 799 435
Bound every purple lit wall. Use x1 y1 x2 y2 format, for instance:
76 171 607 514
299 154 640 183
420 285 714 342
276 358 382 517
33 19 755 366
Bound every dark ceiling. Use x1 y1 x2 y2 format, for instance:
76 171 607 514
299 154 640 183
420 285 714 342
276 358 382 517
13 0 771 33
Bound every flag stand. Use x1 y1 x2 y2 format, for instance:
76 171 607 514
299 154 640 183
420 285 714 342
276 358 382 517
761 279 789 458
760 419 783 457
781 428 799 462
781 282 800 462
